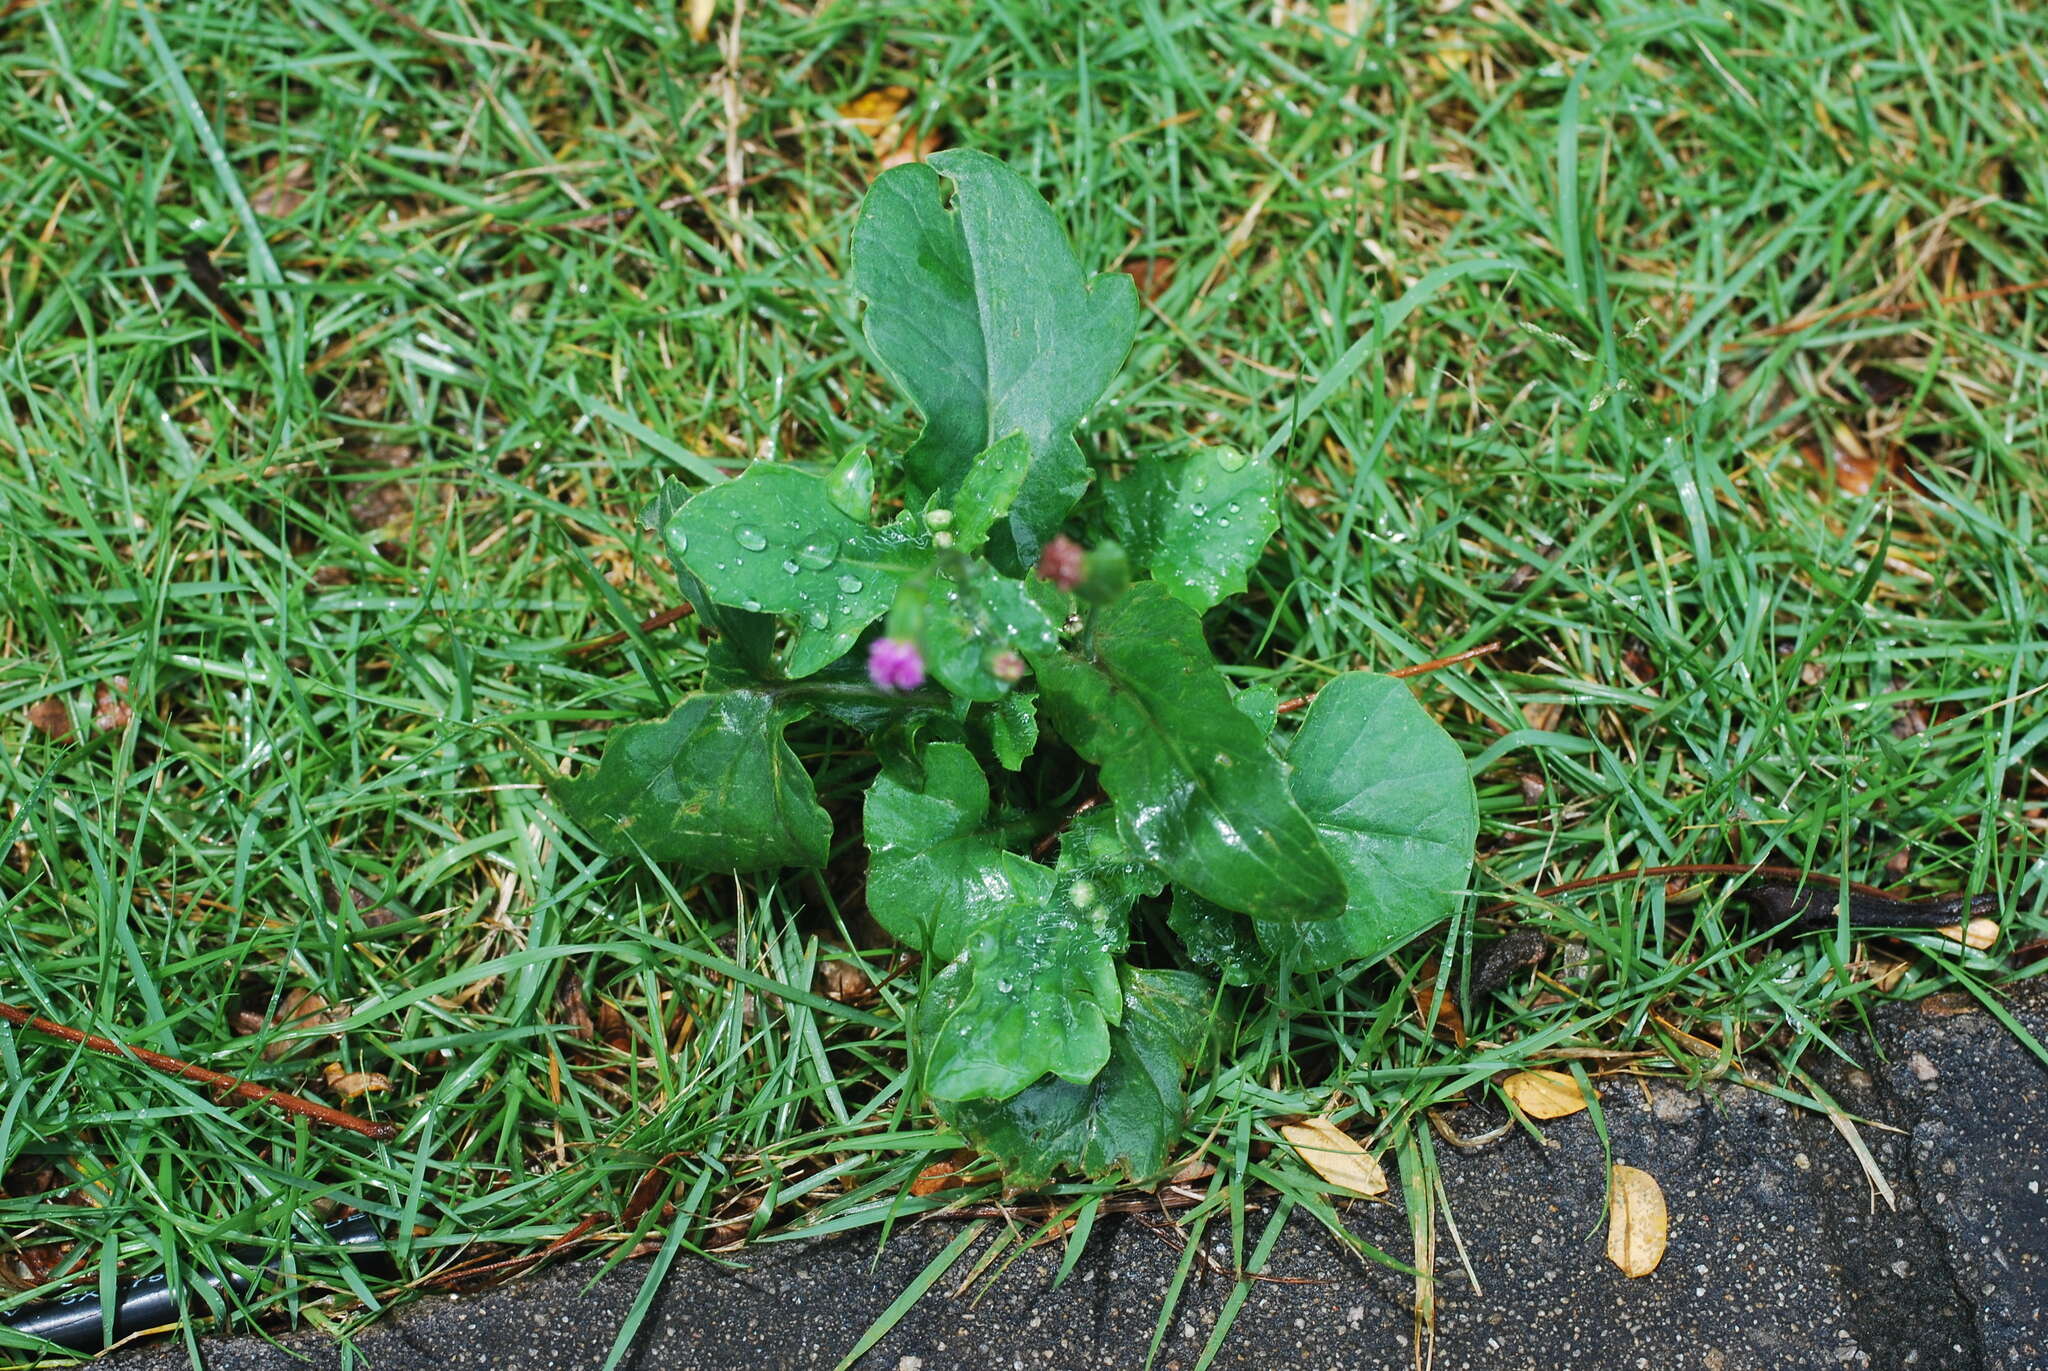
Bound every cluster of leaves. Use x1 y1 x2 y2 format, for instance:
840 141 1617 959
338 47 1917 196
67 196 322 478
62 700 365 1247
557 152 1478 1187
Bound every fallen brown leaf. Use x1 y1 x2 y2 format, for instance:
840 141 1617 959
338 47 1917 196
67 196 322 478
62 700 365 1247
92 677 132 732
1124 256 1177 303
1606 1164 1667 1277
1501 1068 1591 1119
321 1063 391 1100
910 1150 988 1197
25 698 72 740
1278 1118 1387 1198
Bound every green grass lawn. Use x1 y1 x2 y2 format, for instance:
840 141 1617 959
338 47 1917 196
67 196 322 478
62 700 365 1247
4 0 2046 1364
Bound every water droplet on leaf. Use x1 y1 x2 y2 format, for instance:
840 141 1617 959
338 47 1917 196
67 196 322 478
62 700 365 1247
735 527 768 551
837 574 864 594
1217 448 1249 472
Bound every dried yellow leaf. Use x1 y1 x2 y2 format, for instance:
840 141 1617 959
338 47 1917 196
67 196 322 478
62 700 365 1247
1606 1164 1668 1277
1501 1069 1590 1119
686 0 717 43
839 86 913 138
1278 1118 1387 1197
1935 918 2000 951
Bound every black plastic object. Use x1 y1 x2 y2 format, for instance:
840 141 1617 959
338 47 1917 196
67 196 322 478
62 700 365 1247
0 1213 384 1353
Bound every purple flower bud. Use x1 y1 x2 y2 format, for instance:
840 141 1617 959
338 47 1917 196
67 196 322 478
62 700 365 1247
867 637 925 692
1035 534 1085 590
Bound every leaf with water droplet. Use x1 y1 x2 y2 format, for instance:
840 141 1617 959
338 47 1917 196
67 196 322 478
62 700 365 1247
641 480 776 676
1257 672 1477 969
826 446 875 522
1105 444 1279 612
911 569 1057 702
937 965 1213 1186
864 743 1055 963
1029 583 1344 921
665 465 934 678
916 810 1155 1103
553 688 831 870
851 151 1138 568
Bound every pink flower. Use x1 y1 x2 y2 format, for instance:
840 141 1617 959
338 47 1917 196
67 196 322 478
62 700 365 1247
867 637 925 692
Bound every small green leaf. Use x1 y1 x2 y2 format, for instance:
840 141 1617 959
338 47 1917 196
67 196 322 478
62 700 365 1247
826 446 876 522
864 743 1053 962
1233 682 1281 736
1168 888 1271 988
665 464 932 679
944 431 1031 555
939 967 1213 1187
907 571 1057 703
850 150 1139 564
987 690 1038 771
554 690 830 871
1030 583 1347 921
1107 445 1279 611
1258 673 1478 970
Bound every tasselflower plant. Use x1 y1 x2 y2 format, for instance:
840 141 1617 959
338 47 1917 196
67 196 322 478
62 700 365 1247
556 151 1478 1186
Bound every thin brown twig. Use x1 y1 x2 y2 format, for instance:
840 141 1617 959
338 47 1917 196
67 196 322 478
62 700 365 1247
565 603 694 657
1276 640 1501 716
1741 276 2048 342
1472 862 1895 920
0 1001 397 1141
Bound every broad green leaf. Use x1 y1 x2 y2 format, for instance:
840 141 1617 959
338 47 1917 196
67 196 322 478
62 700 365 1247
987 690 1037 771
917 887 1123 1103
665 464 932 679
1167 888 1271 988
864 743 1053 962
1030 583 1346 921
850 149 1139 564
942 431 1031 555
915 813 1147 1103
1258 673 1477 970
1106 445 1279 612
554 690 830 870
939 967 1213 1187
905 570 1057 703
643 480 775 676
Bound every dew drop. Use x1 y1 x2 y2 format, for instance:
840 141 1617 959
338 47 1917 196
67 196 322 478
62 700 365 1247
742 598 763 612
1190 503 1208 518
1227 502 1241 514
796 541 837 570
837 574 864 594
1217 448 1249 472
672 531 688 552
736 527 768 551
782 559 801 575
808 610 829 629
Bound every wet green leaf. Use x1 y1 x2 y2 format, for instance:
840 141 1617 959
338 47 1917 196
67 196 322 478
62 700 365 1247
643 480 776 676
987 690 1037 771
554 690 830 870
1031 583 1346 921
908 570 1057 702
864 743 1052 962
663 464 933 679
939 967 1213 1187
1107 445 1279 611
851 150 1138 564
1168 887 1271 988
916 811 1151 1103
944 431 1031 555
1259 673 1478 970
